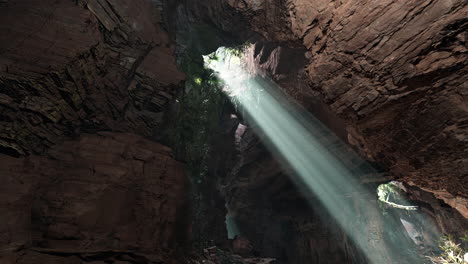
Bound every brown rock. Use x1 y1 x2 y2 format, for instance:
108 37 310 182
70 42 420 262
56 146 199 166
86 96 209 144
171 0 468 196
0 132 188 263
232 236 253 256
0 0 185 156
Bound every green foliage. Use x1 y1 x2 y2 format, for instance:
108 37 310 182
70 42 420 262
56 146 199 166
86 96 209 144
224 42 251 57
166 52 226 181
427 235 467 264
377 182 418 212
377 182 401 202
168 43 249 252
461 232 468 242
165 50 228 252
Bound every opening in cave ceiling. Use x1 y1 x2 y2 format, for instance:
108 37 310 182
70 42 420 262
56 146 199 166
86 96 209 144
203 45 447 264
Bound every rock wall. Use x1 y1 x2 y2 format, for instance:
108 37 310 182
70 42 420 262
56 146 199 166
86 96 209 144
166 1 467 262
0 132 188 264
212 119 467 264
1 0 466 263
0 1 189 263
169 0 468 198
220 128 364 264
0 0 184 156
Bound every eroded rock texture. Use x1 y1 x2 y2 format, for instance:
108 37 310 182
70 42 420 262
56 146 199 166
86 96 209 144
0 132 188 264
167 1 467 262
170 0 468 198
0 0 467 263
0 0 184 156
0 1 189 263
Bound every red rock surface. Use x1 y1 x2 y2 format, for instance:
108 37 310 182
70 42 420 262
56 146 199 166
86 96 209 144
1 0 467 263
0 2 189 261
0 0 184 155
172 0 468 197
0 1 193 263
0 132 188 263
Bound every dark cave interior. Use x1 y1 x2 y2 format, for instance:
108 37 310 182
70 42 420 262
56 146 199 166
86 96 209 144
0 0 467 264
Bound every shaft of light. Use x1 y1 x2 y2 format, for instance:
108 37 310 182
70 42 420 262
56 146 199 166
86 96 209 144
204 49 424 264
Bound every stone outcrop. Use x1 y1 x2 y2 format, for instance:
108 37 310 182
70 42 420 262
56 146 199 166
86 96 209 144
0 0 184 156
0 132 188 264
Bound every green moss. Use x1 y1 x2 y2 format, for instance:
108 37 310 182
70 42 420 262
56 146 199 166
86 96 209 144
223 42 250 57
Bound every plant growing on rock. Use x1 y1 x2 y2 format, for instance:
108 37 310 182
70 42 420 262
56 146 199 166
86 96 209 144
427 235 467 264
377 182 418 211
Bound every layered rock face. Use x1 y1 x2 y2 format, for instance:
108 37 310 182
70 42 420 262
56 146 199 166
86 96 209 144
0 1 189 263
221 132 367 264
167 1 467 263
171 0 468 198
0 132 188 263
0 0 467 263
0 0 184 156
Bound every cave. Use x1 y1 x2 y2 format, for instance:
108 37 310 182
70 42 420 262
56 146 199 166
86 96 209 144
0 1 467 264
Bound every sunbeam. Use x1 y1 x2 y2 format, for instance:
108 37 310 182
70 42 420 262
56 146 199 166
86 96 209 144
204 47 440 264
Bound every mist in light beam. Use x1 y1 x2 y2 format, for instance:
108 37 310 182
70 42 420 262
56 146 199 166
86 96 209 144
203 47 438 264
